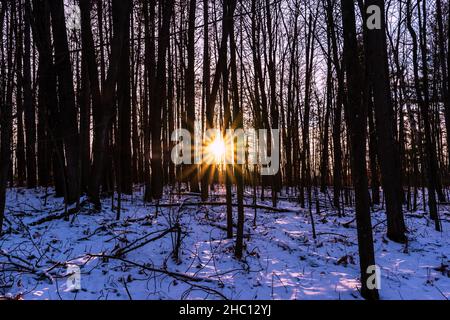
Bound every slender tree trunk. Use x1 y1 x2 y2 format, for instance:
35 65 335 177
320 28 332 193
186 0 200 193
0 0 12 234
32 0 61 192
87 0 131 208
368 95 380 205
363 0 406 242
326 0 344 215
221 0 233 240
23 0 36 189
406 0 441 231
229 0 244 259
79 39 91 193
15 1 26 187
49 0 80 205
265 0 280 206
147 0 174 200
143 0 155 202
201 0 211 200
341 0 379 300
117 5 132 196
301 10 318 212
436 0 450 172
204 0 237 198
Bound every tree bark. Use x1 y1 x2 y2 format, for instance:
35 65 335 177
186 0 200 193
147 0 174 200
326 0 344 215
117 2 132 195
341 0 379 300
0 0 12 234
436 0 450 172
49 0 80 205
87 0 131 208
406 0 441 231
23 0 36 189
201 0 211 201
229 0 244 260
363 0 406 242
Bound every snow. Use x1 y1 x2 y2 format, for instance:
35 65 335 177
0 187 449 300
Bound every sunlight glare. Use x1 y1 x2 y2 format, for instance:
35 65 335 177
207 136 226 163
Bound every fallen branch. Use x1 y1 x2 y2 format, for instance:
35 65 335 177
0 251 54 282
113 227 179 256
87 254 216 284
341 218 356 228
29 207 79 226
86 253 227 299
317 232 348 238
0 250 34 268
148 201 302 214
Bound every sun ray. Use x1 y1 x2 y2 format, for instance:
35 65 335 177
206 135 226 164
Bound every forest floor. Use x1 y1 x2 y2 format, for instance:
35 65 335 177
0 187 449 300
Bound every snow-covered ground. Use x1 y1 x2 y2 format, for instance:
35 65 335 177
0 187 449 300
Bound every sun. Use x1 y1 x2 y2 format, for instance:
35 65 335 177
206 136 226 163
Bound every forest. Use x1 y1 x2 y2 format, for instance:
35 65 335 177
0 0 449 301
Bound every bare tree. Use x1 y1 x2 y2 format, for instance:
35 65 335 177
49 0 80 205
363 0 406 242
0 0 11 234
340 0 379 300
406 0 441 231
186 0 200 193
86 0 132 209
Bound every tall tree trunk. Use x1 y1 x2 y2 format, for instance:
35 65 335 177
186 0 200 193
252 0 270 202
363 0 406 242
301 9 318 212
368 95 380 205
326 0 344 215
406 0 441 231
265 0 280 206
204 0 237 198
229 0 244 260
448 1 450 169
436 0 450 172
147 0 174 200
79 35 91 193
32 0 62 192
87 0 131 209
117 2 132 195
15 1 26 187
0 0 12 234
49 0 80 205
201 0 211 200
320 28 332 193
341 0 379 300
143 0 155 202
221 0 233 240
23 0 36 189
